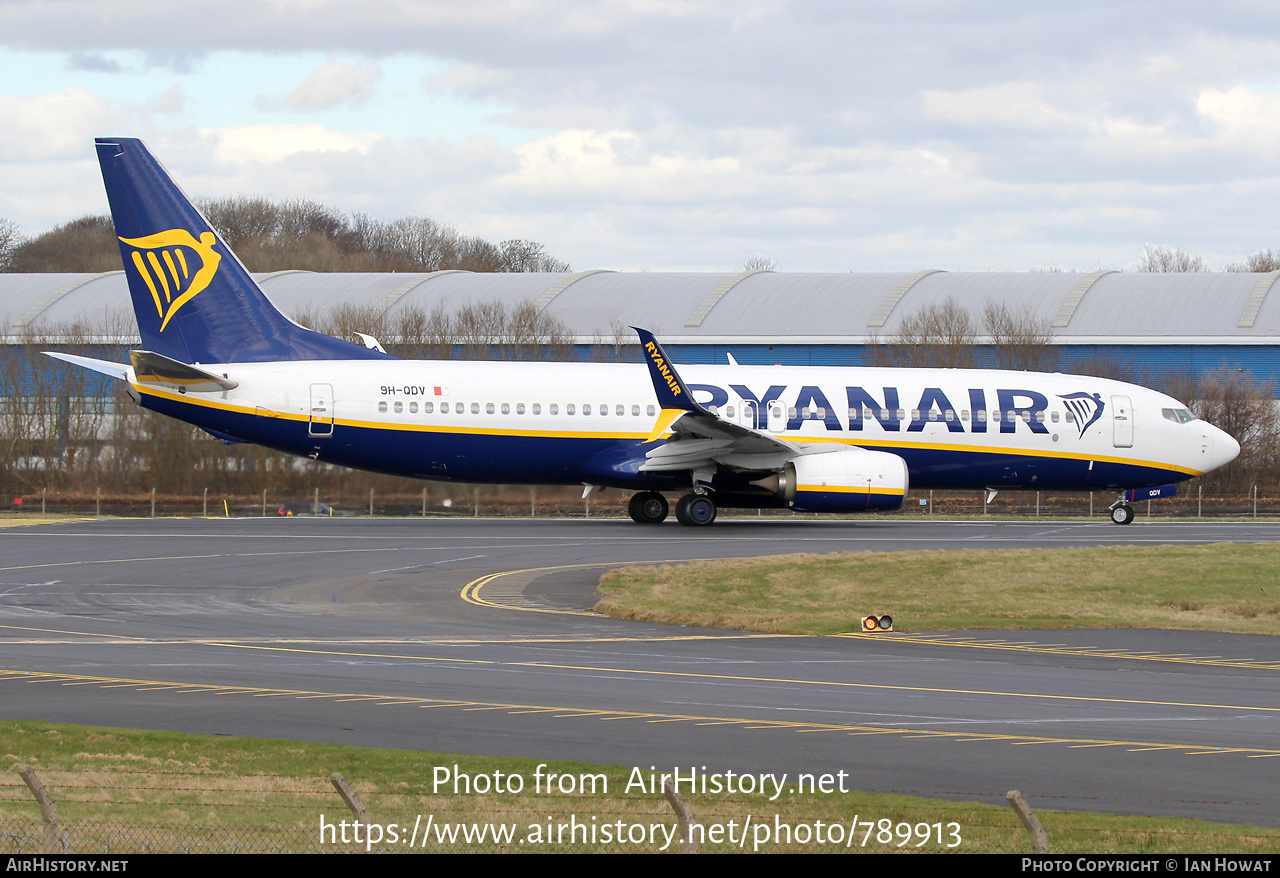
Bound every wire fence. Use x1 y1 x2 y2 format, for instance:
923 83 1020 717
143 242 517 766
4 486 1280 520
2 767 1277 854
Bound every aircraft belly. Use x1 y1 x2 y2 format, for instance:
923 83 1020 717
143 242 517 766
882 444 1191 491
142 393 680 486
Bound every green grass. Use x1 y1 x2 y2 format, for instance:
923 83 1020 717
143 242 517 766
595 543 1280 635
1 721 1277 853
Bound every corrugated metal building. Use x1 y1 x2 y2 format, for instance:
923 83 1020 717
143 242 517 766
4 268 1279 389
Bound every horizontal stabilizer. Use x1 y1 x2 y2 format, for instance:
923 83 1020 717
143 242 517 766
43 352 130 382
129 350 239 392
202 427 247 445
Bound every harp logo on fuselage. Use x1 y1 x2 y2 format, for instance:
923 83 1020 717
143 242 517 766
118 229 222 331
1059 392 1105 438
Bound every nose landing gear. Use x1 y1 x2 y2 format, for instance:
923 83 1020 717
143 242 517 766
1109 500 1135 525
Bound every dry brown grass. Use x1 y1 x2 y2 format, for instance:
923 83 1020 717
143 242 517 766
596 544 1280 635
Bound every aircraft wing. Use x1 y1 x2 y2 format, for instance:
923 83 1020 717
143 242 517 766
633 327 800 477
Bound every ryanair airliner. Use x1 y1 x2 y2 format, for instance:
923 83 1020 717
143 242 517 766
50 138 1241 526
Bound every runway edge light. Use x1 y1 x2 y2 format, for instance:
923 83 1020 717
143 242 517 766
861 614 894 633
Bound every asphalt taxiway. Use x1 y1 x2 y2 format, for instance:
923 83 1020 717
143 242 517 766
1 517 1278 826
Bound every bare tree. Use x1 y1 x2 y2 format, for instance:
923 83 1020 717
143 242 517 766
198 196 285 249
1137 244 1208 273
497 300 575 360
590 319 643 363
1225 249 1280 272
6 215 119 272
864 296 979 369
372 216 459 271
500 239 572 273
0 218 21 271
983 302 1060 372
9 197 570 275
1184 368 1280 494
743 254 778 272
865 297 1059 372
1067 351 1155 386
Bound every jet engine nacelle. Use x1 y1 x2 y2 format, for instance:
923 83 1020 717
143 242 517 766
756 447 909 513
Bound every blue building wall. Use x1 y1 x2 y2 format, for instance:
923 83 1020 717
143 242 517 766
24 342 1280 397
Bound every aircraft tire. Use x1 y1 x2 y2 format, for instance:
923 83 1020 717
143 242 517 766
628 492 669 524
675 493 717 527
1110 504 1135 525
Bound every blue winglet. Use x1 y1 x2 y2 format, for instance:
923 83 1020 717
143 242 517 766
633 327 706 414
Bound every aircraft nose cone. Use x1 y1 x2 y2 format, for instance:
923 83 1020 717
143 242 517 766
1210 426 1241 472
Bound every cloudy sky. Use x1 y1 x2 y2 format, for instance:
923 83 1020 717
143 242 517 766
2 1 1279 272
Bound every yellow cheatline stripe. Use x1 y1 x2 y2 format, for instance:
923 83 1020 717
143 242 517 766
796 484 905 496
796 433 1204 476
1 667 1271 756
830 632 1280 671
130 386 1196 474
643 408 686 443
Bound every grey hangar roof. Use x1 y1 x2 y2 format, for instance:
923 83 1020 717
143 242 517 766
4 268 1279 346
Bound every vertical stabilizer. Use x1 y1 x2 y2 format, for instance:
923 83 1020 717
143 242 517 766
95 137 389 364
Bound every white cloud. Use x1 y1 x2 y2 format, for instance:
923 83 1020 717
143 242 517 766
0 87 112 160
258 61 382 111
5 4 1280 270
203 124 384 164
1196 85 1280 152
508 129 740 201
923 83 1083 132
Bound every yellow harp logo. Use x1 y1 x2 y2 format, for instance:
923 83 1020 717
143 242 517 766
118 229 221 331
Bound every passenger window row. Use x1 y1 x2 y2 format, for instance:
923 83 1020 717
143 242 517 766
377 401 659 417
374 399 1073 428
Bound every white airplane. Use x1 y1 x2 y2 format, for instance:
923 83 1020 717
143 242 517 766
50 137 1240 526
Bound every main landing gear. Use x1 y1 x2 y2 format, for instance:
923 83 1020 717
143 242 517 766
675 493 717 527
627 491 669 524
627 491 718 526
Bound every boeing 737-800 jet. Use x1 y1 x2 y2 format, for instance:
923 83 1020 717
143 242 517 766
49 138 1241 526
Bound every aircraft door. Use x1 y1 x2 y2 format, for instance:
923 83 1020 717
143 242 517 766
1111 395 1132 448
737 400 759 430
767 402 786 433
309 384 334 437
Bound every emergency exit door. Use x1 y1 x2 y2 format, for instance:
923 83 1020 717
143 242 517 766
1111 395 1132 448
309 384 334 437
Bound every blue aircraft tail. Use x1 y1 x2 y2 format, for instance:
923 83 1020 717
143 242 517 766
95 137 389 364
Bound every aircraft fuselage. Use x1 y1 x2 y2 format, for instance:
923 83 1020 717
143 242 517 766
134 358 1234 494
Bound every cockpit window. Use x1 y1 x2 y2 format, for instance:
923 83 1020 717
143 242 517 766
1162 408 1195 424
